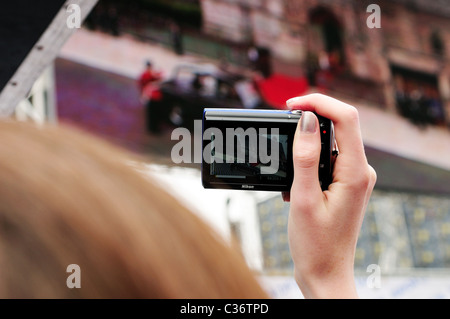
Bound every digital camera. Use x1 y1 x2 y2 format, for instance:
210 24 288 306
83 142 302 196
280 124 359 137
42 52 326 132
201 108 335 192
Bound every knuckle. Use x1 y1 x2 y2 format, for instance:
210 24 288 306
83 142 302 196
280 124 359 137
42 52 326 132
291 192 318 212
346 167 372 191
361 170 372 187
358 167 374 189
368 165 377 187
293 151 319 170
344 105 360 123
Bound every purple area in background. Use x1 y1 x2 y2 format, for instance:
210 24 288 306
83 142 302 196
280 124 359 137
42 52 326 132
55 58 150 154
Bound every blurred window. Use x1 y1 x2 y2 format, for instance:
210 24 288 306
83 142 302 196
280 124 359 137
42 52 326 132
430 30 445 56
392 65 445 126
309 6 346 71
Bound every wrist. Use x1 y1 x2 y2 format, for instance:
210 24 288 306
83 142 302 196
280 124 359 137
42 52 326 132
295 267 359 299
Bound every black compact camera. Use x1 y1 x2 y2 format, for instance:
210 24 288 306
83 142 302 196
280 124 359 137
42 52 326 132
201 108 335 192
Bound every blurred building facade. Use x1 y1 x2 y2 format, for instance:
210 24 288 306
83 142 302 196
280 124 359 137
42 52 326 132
200 0 450 127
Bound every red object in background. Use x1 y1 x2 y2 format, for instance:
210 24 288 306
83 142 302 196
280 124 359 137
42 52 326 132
139 69 163 101
255 73 308 109
142 83 162 101
138 70 162 92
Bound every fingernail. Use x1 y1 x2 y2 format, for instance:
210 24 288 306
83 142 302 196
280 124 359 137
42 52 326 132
300 111 316 133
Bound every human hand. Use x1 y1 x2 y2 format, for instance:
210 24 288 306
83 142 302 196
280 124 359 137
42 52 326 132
284 94 377 299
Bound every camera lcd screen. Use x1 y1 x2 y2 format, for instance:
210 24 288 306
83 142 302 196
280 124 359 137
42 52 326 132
202 119 297 191
210 133 288 179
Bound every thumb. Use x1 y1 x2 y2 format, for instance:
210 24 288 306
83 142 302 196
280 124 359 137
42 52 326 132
290 111 323 203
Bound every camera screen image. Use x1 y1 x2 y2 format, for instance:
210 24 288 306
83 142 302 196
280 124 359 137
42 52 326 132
209 133 288 182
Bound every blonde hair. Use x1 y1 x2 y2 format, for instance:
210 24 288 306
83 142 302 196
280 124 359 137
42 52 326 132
0 120 268 298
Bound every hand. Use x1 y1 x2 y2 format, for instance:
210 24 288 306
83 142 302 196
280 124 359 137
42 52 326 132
284 94 377 299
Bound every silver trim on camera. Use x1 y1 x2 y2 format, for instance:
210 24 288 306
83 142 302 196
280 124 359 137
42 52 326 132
204 109 302 123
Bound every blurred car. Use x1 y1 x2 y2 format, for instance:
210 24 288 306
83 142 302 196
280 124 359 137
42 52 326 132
142 63 309 130
145 63 269 129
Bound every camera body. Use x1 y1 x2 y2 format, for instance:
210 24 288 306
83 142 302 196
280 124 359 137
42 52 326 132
201 108 335 192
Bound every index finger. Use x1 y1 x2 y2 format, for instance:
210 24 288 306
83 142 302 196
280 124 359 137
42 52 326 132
286 94 366 163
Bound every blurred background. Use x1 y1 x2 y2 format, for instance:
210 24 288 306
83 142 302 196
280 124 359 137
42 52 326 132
11 0 450 298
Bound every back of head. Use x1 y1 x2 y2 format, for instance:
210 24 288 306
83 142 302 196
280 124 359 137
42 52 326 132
0 120 267 298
